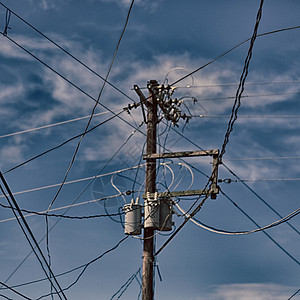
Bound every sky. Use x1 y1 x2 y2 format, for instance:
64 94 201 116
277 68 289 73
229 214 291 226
0 0 300 299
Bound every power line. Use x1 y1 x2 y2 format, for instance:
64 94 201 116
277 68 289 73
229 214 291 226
0 172 68 299
220 177 300 182
46 0 135 213
0 201 126 220
219 0 264 161
32 236 129 299
202 114 300 119
174 198 300 235
0 164 145 200
0 32 144 143
170 23 300 87
0 1 135 103
222 162 300 237
48 7 136 281
0 110 115 139
155 192 211 256
220 189 300 266
3 110 125 174
175 79 300 89
224 156 300 161
195 91 300 102
0 236 129 292
288 288 300 300
0 280 31 300
3 121 144 285
110 267 142 300
0 193 128 223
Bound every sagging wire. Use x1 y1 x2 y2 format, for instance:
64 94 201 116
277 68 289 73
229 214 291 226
173 198 300 236
0 173 67 300
35 236 129 300
158 162 175 192
3 122 144 285
0 198 127 221
177 162 194 191
111 174 127 204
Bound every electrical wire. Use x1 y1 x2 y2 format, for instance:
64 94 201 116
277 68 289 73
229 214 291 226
220 189 300 266
175 79 300 89
0 202 125 220
0 1 135 103
0 172 67 300
0 193 127 223
0 164 146 200
219 0 264 161
157 125 300 268
222 177 300 182
170 23 300 87
224 156 300 161
3 122 144 285
0 110 116 139
3 110 125 174
193 91 300 102
46 0 135 213
174 198 300 235
222 163 300 237
0 32 145 153
0 280 31 300
155 192 211 256
35 236 129 299
288 288 300 300
202 114 300 119
111 174 127 204
110 267 142 300
0 236 129 293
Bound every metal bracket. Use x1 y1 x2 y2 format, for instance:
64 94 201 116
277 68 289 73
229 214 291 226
134 84 148 124
143 149 220 200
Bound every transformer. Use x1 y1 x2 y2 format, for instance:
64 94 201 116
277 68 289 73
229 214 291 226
159 197 173 231
123 201 142 235
144 193 173 231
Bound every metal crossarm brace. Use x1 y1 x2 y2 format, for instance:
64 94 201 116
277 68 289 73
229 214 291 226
142 189 210 199
143 149 220 200
143 149 219 160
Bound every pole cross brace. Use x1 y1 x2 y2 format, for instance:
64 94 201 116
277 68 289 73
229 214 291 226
143 149 220 199
143 149 219 159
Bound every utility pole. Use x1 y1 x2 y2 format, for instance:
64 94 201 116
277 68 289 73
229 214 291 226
129 80 220 300
142 80 158 300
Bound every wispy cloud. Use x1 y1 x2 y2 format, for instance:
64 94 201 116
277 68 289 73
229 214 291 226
1 33 299 168
198 283 297 300
96 0 163 11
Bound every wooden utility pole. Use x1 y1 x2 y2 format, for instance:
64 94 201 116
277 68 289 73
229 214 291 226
132 80 219 299
142 80 158 300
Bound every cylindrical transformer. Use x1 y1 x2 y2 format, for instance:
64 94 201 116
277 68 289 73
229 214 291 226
159 197 173 231
123 203 142 235
144 199 160 229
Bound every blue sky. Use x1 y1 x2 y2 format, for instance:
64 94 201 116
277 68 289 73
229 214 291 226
0 0 300 299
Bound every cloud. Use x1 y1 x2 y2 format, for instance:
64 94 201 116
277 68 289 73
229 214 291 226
0 143 27 166
198 283 297 300
96 0 163 11
26 0 63 10
1 33 299 170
